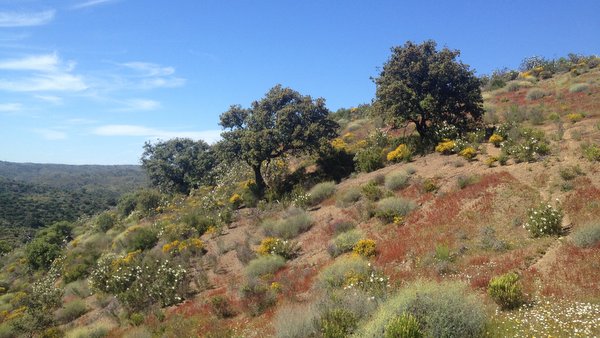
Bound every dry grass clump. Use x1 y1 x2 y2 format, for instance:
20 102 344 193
571 221 600 248
308 181 336 205
262 208 313 239
384 172 409 190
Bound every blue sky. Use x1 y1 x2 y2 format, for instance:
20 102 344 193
1 0 599 165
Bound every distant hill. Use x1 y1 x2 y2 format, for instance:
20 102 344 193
0 161 147 246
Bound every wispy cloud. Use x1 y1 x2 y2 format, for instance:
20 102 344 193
93 124 221 143
0 53 87 92
33 128 67 140
71 0 117 10
121 62 174 77
114 99 161 111
117 61 185 89
0 10 55 27
0 103 22 112
65 118 97 125
35 95 63 104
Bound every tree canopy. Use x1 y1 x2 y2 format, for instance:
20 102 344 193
374 40 484 141
219 85 338 194
141 138 216 194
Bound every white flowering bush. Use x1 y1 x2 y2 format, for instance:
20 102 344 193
500 127 550 163
89 252 187 310
523 203 563 237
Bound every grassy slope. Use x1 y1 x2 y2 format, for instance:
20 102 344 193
2 68 600 337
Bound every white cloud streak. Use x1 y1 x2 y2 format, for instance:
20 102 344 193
35 95 63 104
33 129 67 140
0 10 55 27
117 61 186 89
93 125 221 143
0 103 22 112
71 0 117 10
113 99 161 111
0 53 87 92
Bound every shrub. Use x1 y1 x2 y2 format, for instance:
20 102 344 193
558 165 583 181
375 197 416 223
274 303 319 338
210 296 236 318
566 112 584 123
523 203 563 237
329 220 356 235
501 127 550 163
336 187 362 207
357 280 486 338
25 239 62 270
129 312 145 326
95 211 117 232
361 181 384 201
459 146 477 160
240 279 277 316
457 175 479 189
571 222 600 248
117 193 138 217
569 83 589 93
353 239 376 258
354 147 384 173
245 255 286 279
422 179 438 193
56 300 88 324
320 308 357 338
384 312 423 338
127 227 158 251
256 237 298 260
384 172 409 190
435 140 456 154
262 208 313 239
308 181 336 205
581 142 600 161
488 272 524 310
317 256 371 290
386 144 412 162
489 133 503 147
526 88 546 100
181 211 213 235
65 319 112 338
162 238 204 256
135 189 162 215
328 230 362 257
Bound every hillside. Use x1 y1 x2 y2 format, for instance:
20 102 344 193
0 63 599 337
0 162 147 247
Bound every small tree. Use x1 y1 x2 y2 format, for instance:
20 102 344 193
374 40 483 142
219 85 338 194
141 138 216 194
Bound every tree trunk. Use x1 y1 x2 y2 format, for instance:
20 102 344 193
252 164 266 196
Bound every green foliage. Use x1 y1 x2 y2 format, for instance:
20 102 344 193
523 203 563 237
180 211 213 236
321 308 358 338
375 197 416 223
256 237 298 260
499 125 550 163
219 85 338 194
374 40 483 141
25 221 72 270
210 296 236 318
558 165 583 181
274 303 319 338
308 181 336 206
262 208 313 239
134 189 163 216
581 142 600 161
126 227 158 251
361 181 384 201
245 255 286 279
129 312 145 326
384 312 423 338
56 300 88 324
480 68 519 91
457 174 480 189
571 222 600 248
525 88 546 100
336 187 362 207
488 272 524 310
357 280 486 338
328 229 363 257
569 83 590 93
141 138 216 194
64 320 111 338
384 172 409 190
117 193 138 217
317 256 371 290
354 147 384 173
240 279 277 316
95 211 117 232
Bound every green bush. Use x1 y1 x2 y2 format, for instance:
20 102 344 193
488 272 524 310
320 308 358 338
357 280 486 338
65 320 111 338
500 126 550 163
581 142 600 161
274 303 319 338
135 189 162 215
569 83 589 93
127 227 158 251
317 256 371 290
245 255 286 279
526 88 546 100
571 222 600 248
328 229 363 257
330 220 356 235
384 172 409 190
95 211 117 232
457 175 479 189
558 165 583 181
354 147 384 173
210 295 236 318
384 312 423 338
308 181 336 205
129 312 145 326
56 300 88 324
117 193 138 217
180 211 213 236
523 203 563 237
375 197 416 223
336 187 362 207
25 239 62 270
262 208 313 239
361 181 384 201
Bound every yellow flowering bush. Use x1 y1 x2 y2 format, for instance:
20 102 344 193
386 144 412 162
459 147 477 160
435 140 456 154
566 113 584 123
353 239 376 258
229 193 242 207
489 134 503 147
331 138 348 152
256 237 297 259
485 156 498 167
162 238 204 255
